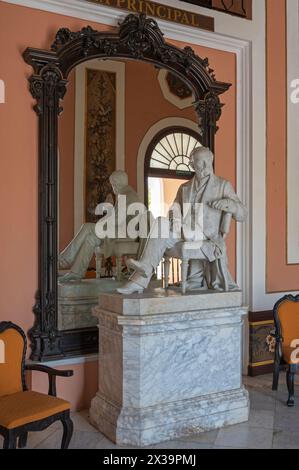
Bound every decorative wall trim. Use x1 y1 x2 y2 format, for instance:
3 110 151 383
27 353 98 367
181 0 252 19
157 69 194 110
73 59 125 234
287 0 299 264
248 310 274 376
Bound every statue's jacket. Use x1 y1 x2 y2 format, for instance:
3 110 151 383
171 174 247 261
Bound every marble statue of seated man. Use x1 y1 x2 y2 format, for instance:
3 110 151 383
117 147 247 295
59 170 141 281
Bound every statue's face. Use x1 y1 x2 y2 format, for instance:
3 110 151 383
193 154 212 179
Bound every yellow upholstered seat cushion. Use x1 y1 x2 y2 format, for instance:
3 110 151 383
0 391 70 429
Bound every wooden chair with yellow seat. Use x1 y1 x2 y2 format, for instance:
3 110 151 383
272 295 299 407
0 321 74 449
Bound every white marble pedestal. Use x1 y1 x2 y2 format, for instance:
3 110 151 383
90 288 249 447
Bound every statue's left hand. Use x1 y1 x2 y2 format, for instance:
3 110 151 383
209 198 237 215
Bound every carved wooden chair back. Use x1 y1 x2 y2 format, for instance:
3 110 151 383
0 322 27 397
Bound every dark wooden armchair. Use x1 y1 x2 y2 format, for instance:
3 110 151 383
272 295 299 406
0 321 74 449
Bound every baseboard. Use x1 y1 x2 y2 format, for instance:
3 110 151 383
248 362 274 377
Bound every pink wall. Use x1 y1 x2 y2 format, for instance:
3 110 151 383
0 1 236 409
266 0 299 292
26 360 98 412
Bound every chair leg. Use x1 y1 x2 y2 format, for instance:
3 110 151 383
286 366 295 407
272 363 280 391
61 415 74 449
18 431 28 448
164 258 170 289
181 259 189 295
116 256 122 281
3 431 17 449
96 252 103 279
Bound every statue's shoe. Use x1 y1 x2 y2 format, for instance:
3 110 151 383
117 281 144 295
126 258 148 277
60 272 82 282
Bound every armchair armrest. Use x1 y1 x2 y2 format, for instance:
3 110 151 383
25 364 74 397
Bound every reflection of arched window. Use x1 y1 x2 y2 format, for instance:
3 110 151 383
144 127 202 212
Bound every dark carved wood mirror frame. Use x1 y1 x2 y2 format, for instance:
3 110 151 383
23 13 231 362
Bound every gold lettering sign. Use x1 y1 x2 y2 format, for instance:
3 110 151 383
87 0 215 31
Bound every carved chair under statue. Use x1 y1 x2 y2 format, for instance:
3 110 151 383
164 213 232 294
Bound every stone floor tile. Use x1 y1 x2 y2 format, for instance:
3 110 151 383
71 410 99 433
179 429 219 445
149 440 214 449
247 408 274 429
35 429 105 449
272 430 299 449
214 424 273 449
249 390 276 411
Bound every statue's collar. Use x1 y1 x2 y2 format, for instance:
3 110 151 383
193 174 211 191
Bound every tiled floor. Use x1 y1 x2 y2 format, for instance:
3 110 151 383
1 374 299 449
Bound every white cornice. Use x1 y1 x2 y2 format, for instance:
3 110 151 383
2 0 249 54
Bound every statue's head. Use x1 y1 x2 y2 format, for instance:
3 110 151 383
109 170 128 195
190 146 214 179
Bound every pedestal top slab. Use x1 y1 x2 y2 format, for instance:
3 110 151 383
58 278 122 298
97 287 243 316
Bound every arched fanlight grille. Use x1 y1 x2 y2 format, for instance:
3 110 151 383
149 131 202 173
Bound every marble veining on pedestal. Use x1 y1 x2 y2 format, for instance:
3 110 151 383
90 288 249 446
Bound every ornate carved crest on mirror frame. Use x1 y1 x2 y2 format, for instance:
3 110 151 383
23 12 231 362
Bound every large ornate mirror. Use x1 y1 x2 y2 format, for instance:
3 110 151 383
23 13 230 361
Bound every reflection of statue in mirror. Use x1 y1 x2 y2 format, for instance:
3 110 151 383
59 170 140 281
117 147 247 294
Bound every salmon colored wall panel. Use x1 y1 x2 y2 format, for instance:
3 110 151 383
266 0 299 292
30 361 98 411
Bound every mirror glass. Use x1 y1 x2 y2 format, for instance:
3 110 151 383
58 58 200 331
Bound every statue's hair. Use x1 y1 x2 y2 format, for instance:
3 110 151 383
109 170 128 187
190 146 214 167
